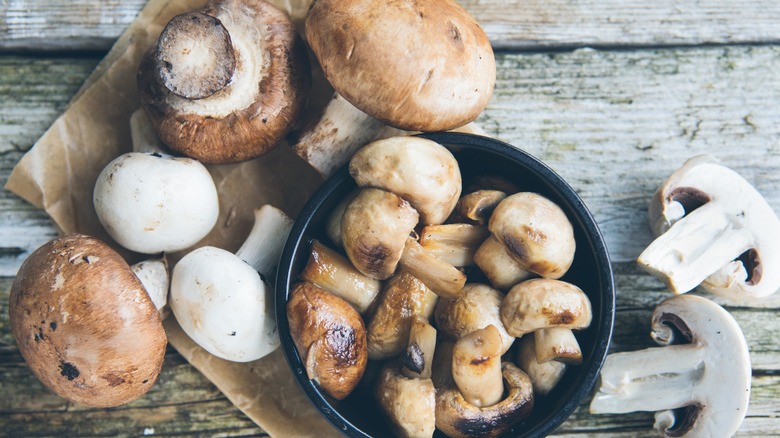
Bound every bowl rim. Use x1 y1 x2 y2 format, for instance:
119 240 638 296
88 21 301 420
276 132 616 438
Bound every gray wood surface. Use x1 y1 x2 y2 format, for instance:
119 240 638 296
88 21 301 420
2 1 780 437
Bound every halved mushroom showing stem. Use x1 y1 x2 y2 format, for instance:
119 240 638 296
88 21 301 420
435 283 515 354
366 272 438 360
515 333 567 397
501 278 592 338
590 294 751 437
398 237 467 300
287 282 368 400
93 109 219 254
436 362 534 438
419 223 490 267
170 205 292 362
638 154 780 298
534 327 583 365
375 361 436 438
137 0 310 163
474 236 532 291
341 188 419 280
349 136 462 225
301 239 381 314
401 316 437 380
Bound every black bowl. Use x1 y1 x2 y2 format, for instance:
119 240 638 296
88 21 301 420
276 132 615 438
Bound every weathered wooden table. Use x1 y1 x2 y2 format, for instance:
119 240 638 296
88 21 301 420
2 0 780 436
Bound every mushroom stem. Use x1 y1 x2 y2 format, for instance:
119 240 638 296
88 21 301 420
638 202 754 294
474 236 532 291
130 109 166 154
419 224 490 267
590 344 704 414
292 93 384 178
534 327 583 365
399 237 466 300
452 325 504 408
235 205 293 280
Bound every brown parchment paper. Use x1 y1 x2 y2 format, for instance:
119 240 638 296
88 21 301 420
4 0 345 436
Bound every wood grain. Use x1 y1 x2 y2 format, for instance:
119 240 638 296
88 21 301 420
2 0 780 51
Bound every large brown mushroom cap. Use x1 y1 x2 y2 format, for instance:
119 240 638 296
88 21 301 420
138 0 310 163
286 282 368 400
9 234 167 407
305 0 495 132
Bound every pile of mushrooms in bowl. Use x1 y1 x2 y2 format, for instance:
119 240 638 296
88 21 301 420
276 132 615 438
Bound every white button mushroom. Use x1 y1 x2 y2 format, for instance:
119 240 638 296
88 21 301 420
169 205 293 362
500 278 593 338
93 110 219 254
590 294 751 437
638 154 780 298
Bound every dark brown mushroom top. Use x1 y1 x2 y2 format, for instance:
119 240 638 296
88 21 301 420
138 0 310 164
305 0 495 132
9 234 167 407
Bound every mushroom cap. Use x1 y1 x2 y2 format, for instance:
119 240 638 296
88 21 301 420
170 246 277 362
436 362 534 438
375 362 436 438
435 283 515 354
137 0 310 163
349 136 462 225
9 234 167 407
341 188 420 280
367 271 438 360
489 192 576 279
501 278 592 337
305 0 495 132
93 152 219 254
286 282 368 400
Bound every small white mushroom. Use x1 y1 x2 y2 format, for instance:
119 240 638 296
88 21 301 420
500 278 592 338
170 205 293 362
638 154 780 298
590 294 751 437
473 236 532 291
455 190 508 225
451 325 504 408
534 327 583 365
515 333 567 396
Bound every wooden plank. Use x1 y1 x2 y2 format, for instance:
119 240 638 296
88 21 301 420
2 0 780 51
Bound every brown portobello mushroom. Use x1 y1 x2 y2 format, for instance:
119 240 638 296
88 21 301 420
138 0 309 163
286 282 368 400
9 234 167 407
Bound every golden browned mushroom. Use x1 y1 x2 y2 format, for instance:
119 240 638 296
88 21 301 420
419 223 490 267
137 0 309 163
366 272 438 360
375 361 436 438
473 236 532 291
9 234 167 407
398 237 467 300
286 282 368 400
341 188 419 280
515 333 567 396
534 327 583 365
501 278 593 337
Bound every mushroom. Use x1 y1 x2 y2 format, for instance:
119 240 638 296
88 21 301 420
451 325 504 407
590 294 751 437
350 136 462 225
473 236 532 291
93 109 219 254
301 239 381 314
418 223 490 267
375 361 436 438
436 362 534 438
398 237 467 300
501 278 592 337
170 205 292 362
454 190 508 225
341 188 419 280
324 189 357 248
435 283 515 354
287 282 368 400
400 316 438 380
130 255 170 319
9 234 167 407
137 0 309 163
305 0 495 133
534 327 583 365
515 333 567 396
637 154 780 298
366 271 438 360
479 192 576 280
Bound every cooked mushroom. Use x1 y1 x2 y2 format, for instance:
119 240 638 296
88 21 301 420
483 192 576 279
398 237 467 300
375 361 436 438
301 239 381 314
287 282 368 400
419 223 490 267
170 205 292 362
638 154 780 298
435 283 515 354
367 271 438 360
436 362 534 438
590 294 751 437
515 333 567 396
501 278 592 337
534 327 583 365
137 0 309 163
93 109 219 254
455 190 508 225
130 255 170 319
452 325 504 407
305 0 495 132
325 189 358 248
401 316 438 379
350 136 462 225
341 188 419 280
10 234 167 407
473 236 532 291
